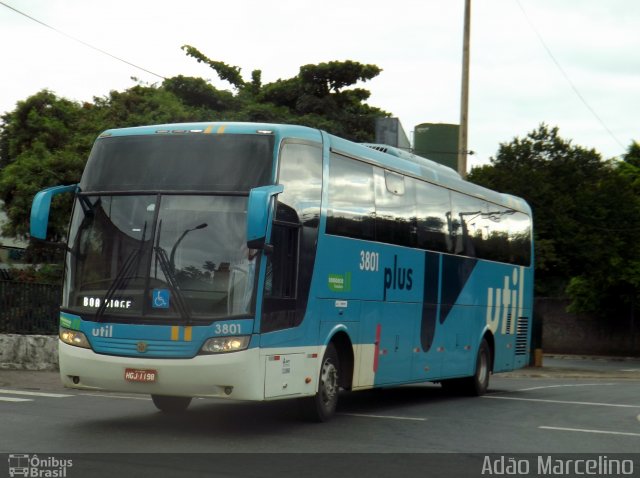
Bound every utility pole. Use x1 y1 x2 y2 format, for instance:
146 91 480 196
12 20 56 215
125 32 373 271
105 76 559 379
458 0 471 178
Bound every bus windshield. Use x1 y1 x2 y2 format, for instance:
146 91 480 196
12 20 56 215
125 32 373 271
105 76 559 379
64 194 258 322
62 132 275 322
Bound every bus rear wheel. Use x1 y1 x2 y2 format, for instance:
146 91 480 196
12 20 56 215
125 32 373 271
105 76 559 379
151 395 192 413
300 343 340 422
441 339 491 396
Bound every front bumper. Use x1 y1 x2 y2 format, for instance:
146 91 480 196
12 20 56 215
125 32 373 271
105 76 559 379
58 341 265 400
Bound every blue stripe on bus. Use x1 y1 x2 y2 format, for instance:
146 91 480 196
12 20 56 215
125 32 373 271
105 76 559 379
420 252 440 352
440 255 478 324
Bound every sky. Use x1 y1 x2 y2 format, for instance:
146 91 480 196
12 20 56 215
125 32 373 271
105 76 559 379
0 0 638 171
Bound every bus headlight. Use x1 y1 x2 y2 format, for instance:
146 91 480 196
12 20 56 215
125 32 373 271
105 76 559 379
200 336 250 354
59 328 91 349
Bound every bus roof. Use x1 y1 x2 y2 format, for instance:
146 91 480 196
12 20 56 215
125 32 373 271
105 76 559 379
99 122 531 215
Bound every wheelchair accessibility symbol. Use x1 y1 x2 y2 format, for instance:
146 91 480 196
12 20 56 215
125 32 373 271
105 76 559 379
152 289 170 309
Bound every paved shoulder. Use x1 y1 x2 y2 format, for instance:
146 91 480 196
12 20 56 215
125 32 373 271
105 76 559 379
0 370 66 391
504 355 640 380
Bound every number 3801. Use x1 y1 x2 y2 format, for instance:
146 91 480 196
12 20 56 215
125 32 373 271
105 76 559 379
359 250 379 272
214 323 242 335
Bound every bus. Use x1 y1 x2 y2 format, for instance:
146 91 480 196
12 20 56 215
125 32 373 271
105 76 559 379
30 122 533 421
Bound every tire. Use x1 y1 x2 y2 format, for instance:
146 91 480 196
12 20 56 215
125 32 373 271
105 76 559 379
464 338 491 396
441 339 491 396
151 394 192 413
300 343 340 422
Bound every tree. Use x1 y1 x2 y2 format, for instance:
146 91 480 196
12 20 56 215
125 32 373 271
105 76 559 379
0 90 87 169
0 52 389 241
468 125 640 321
565 141 640 318
0 91 91 239
180 45 388 141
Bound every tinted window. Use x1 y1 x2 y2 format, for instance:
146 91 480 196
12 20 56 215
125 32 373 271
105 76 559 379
415 180 451 253
450 191 482 257
375 169 416 247
276 142 322 226
326 154 375 240
506 211 532 266
325 154 531 266
451 191 531 265
262 142 323 333
81 134 274 192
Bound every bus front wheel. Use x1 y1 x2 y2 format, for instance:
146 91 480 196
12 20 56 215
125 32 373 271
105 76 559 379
151 395 192 413
300 343 340 422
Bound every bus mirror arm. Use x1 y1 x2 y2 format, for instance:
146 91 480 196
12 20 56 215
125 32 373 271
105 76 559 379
246 239 274 255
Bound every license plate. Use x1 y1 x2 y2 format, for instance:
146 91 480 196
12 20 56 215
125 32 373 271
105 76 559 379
124 368 157 383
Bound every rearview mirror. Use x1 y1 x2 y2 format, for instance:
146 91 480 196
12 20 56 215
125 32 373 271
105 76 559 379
30 184 78 240
246 184 284 250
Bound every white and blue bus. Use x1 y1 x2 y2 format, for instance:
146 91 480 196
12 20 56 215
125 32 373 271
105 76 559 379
31 122 533 421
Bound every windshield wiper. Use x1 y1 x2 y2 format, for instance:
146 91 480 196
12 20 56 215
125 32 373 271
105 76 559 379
95 221 147 322
154 246 192 324
95 248 140 322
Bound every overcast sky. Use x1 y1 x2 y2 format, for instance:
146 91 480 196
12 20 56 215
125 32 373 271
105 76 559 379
0 0 638 170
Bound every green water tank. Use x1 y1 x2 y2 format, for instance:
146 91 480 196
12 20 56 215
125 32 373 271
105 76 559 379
413 123 459 170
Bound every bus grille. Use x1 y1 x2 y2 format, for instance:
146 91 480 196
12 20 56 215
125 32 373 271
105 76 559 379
515 317 529 356
90 337 198 358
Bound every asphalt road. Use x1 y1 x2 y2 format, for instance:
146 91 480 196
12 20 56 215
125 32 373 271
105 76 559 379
1 356 639 477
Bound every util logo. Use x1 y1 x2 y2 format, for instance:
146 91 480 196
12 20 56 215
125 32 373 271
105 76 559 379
486 267 525 335
92 325 114 337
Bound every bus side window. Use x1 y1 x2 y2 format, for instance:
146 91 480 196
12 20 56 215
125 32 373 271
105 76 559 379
326 154 375 241
374 169 416 247
415 180 451 253
265 220 299 299
261 141 322 333
450 191 482 257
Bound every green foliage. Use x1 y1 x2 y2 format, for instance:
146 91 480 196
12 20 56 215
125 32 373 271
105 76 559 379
163 76 238 112
181 45 247 90
180 46 389 142
468 125 640 320
9 263 64 284
0 92 91 239
0 50 388 243
0 91 84 168
616 141 640 192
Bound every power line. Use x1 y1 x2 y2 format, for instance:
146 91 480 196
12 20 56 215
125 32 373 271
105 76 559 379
515 0 625 151
0 1 166 80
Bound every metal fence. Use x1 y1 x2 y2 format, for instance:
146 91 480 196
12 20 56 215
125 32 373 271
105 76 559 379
0 280 61 334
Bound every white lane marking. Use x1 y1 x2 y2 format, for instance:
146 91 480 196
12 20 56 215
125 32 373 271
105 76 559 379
0 388 73 398
0 397 33 402
515 383 617 392
483 396 640 409
620 369 640 372
79 393 151 401
540 426 640 437
339 413 426 421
